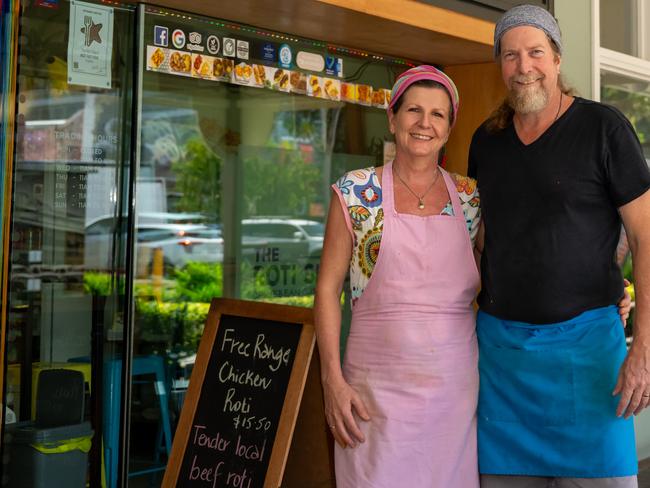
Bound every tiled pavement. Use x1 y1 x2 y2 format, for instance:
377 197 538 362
640 459 650 487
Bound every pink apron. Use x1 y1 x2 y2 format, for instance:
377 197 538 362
335 161 480 488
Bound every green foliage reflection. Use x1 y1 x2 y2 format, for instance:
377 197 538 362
243 152 319 217
602 86 650 149
172 139 221 215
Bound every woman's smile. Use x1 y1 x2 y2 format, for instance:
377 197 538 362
410 132 434 141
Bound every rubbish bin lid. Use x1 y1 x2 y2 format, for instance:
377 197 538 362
5 421 93 444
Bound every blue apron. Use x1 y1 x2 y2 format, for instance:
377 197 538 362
477 306 637 477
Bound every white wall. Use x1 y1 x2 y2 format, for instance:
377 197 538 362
554 0 594 99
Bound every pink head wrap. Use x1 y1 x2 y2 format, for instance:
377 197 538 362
388 65 460 127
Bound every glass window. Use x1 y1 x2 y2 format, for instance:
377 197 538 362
601 70 650 159
128 5 409 480
600 0 638 56
3 1 135 487
301 222 325 236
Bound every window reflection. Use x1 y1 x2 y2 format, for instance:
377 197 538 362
601 71 650 159
129 8 394 482
600 0 638 56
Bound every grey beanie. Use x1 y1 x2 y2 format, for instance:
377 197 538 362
494 4 562 58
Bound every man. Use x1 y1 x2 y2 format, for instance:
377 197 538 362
468 5 650 488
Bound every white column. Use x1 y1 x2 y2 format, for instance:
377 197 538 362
554 0 596 99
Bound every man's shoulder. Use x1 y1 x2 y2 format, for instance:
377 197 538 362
473 119 494 137
571 97 630 127
471 119 507 146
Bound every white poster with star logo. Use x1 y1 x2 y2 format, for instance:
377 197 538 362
67 0 114 88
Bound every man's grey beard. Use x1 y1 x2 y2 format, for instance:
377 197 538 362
508 84 549 114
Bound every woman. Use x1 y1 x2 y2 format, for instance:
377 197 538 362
314 65 482 487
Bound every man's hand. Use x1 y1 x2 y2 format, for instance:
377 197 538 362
618 279 633 326
616 189 650 417
613 339 650 417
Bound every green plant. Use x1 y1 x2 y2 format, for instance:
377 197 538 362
240 262 274 299
621 254 636 334
172 261 224 302
171 260 276 302
83 272 125 296
602 86 650 147
89 261 318 357
260 295 314 307
135 300 210 353
622 254 633 283
243 152 320 217
172 138 221 216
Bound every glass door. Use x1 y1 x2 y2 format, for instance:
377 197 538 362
1 1 136 487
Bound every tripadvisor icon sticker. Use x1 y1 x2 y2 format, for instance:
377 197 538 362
206 35 220 55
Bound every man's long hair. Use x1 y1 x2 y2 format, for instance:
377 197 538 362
485 38 577 133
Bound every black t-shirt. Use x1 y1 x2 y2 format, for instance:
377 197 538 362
468 97 650 324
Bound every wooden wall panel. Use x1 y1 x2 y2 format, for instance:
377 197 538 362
282 351 335 488
443 62 507 176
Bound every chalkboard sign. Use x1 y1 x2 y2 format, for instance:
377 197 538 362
163 298 315 488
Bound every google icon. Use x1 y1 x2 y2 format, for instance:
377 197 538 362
172 29 186 49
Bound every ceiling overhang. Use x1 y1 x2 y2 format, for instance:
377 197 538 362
135 0 496 66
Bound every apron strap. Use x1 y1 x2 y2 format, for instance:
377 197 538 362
440 168 464 220
382 160 395 214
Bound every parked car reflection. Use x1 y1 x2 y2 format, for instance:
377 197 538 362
84 212 223 274
240 218 324 297
84 214 324 280
241 218 324 264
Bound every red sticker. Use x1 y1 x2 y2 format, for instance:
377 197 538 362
36 0 59 9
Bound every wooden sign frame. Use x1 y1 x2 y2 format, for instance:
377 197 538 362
162 298 315 488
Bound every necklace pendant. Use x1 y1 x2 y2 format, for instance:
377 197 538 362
418 200 425 210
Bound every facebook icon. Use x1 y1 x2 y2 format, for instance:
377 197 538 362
154 26 168 47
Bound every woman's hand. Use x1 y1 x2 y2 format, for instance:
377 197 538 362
323 375 370 449
315 193 370 448
618 279 633 326
315 194 370 448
